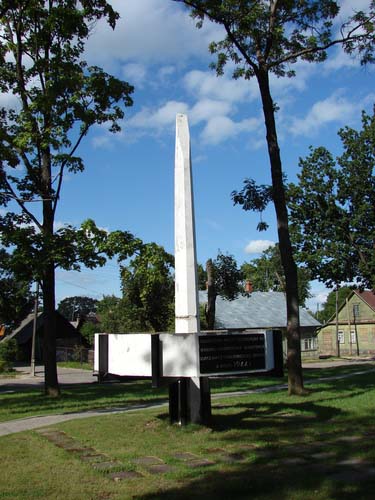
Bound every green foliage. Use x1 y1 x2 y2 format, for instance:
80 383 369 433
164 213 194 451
288 109 375 289
0 338 18 363
241 244 311 306
57 296 98 321
0 1 136 284
0 360 11 373
232 179 273 231
176 1 374 78
0 1 136 393
0 249 34 329
79 321 99 347
120 243 175 332
197 263 207 290
96 295 124 334
212 252 244 301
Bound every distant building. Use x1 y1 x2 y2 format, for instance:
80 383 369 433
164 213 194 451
318 290 375 357
199 290 321 359
2 311 81 361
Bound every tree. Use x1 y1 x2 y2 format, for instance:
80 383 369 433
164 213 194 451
120 243 175 332
288 109 375 290
0 2 135 396
241 244 311 306
58 296 98 321
96 295 124 334
204 252 244 329
175 0 375 395
0 249 34 330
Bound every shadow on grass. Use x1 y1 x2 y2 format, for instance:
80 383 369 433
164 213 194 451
148 408 375 500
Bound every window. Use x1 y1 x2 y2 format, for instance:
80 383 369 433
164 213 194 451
302 337 316 351
350 330 356 344
338 330 345 344
353 303 360 319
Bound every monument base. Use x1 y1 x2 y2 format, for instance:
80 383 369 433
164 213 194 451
169 377 211 425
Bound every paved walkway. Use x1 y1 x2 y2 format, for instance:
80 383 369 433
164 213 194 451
1 360 374 438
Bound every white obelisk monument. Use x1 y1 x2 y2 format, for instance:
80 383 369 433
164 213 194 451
174 114 200 335
174 114 210 424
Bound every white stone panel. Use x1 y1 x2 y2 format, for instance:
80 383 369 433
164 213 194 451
160 333 200 377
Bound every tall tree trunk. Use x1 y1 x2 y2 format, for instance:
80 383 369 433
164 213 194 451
42 149 60 397
205 259 216 330
257 68 305 395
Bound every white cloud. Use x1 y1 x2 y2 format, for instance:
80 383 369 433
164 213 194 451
289 92 357 136
190 99 233 124
85 0 222 67
337 0 372 20
0 91 20 110
122 63 147 87
184 69 258 103
129 100 189 131
201 115 260 145
245 240 275 254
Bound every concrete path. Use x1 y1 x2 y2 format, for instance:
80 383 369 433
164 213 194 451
0 364 96 392
1 361 374 438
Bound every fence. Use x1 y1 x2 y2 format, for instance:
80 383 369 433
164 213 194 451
56 346 94 365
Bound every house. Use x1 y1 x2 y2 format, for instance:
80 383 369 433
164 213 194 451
1 311 82 361
199 290 321 359
318 290 375 357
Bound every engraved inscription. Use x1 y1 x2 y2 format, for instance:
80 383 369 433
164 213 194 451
199 334 266 374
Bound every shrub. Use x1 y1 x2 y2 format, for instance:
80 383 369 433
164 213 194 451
0 338 18 363
0 360 11 373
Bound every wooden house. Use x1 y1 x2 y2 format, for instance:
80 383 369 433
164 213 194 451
318 290 375 357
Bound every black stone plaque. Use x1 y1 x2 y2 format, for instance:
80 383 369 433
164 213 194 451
199 333 266 375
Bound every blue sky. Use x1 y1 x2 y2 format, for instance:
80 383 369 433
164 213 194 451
23 0 374 310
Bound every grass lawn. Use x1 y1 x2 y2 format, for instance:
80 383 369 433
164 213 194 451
57 361 93 370
0 364 374 423
1 369 375 499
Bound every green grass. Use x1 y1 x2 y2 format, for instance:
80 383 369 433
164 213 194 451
1 370 375 499
0 364 374 423
57 361 93 370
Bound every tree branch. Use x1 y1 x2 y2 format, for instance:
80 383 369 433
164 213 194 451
52 123 89 215
270 17 375 69
1 177 42 230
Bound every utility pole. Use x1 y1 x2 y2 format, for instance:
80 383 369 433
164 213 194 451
335 285 340 358
30 282 39 376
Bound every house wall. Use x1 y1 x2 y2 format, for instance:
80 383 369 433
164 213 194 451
318 293 375 356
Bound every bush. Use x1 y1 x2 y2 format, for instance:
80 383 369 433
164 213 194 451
0 338 18 363
0 360 11 373
80 321 99 347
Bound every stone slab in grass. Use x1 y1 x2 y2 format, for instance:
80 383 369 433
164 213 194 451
238 444 260 450
186 458 216 468
80 454 109 463
109 471 144 482
92 461 122 471
310 451 337 460
171 452 200 461
218 452 247 463
146 464 176 474
335 435 363 443
336 457 369 466
204 448 227 454
133 456 164 466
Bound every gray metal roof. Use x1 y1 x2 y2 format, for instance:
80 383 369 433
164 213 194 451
199 291 320 330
